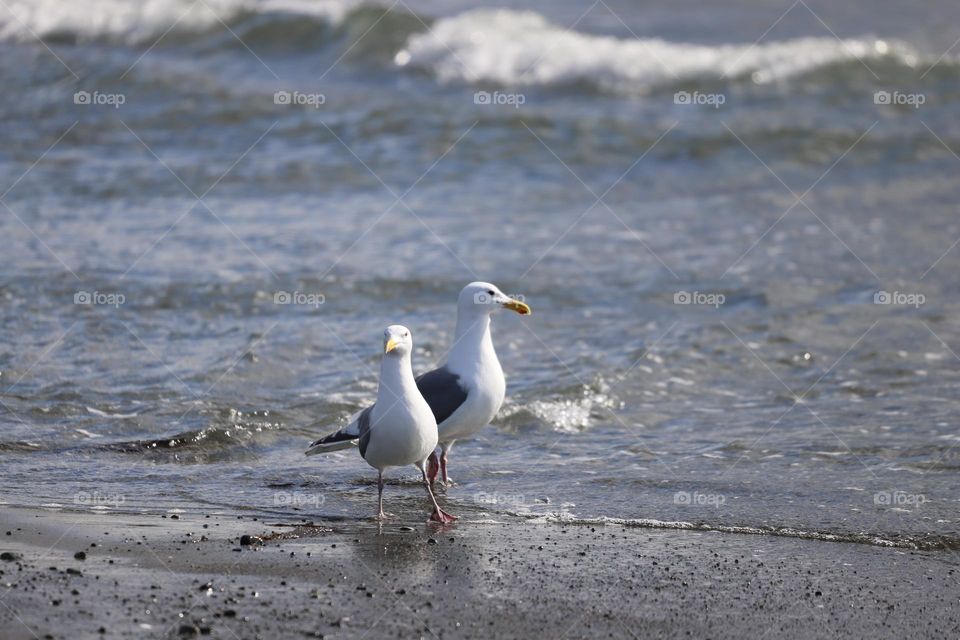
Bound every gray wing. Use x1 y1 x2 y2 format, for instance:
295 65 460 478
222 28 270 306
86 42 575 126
356 405 374 458
305 405 373 456
415 366 469 426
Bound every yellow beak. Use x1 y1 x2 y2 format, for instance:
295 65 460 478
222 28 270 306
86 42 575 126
384 338 400 353
502 298 532 315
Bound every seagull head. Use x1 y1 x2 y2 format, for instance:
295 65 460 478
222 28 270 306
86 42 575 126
458 281 532 318
383 324 413 356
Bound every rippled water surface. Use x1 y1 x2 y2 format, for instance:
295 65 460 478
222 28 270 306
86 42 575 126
1 0 960 548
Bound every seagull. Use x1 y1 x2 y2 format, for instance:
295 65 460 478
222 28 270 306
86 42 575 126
418 282 531 486
305 325 455 523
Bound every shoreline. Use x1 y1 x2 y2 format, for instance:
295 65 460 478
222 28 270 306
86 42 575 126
1 506 957 639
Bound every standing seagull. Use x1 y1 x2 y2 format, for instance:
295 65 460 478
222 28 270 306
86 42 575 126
418 282 531 486
305 325 455 523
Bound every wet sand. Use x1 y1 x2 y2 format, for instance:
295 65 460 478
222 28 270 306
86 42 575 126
0 506 957 639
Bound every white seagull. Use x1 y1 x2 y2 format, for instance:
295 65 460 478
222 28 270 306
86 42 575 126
418 282 531 486
305 325 455 523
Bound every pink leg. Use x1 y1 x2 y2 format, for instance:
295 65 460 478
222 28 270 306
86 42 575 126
440 450 449 484
421 466 456 524
440 448 454 485
426 451 440 484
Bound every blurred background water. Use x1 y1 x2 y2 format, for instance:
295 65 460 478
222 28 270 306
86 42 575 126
1 0 960 548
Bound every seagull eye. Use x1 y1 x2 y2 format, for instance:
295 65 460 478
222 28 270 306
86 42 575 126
487 290 494 295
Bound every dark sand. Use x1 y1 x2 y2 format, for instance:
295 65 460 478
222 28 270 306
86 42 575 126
0 506 957 639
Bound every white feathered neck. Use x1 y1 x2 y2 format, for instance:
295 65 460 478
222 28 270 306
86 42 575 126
378 350 419 406
446 311 500 380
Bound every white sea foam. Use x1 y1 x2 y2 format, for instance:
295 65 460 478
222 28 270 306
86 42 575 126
503 378 620 432
396 9 921 91
86 406 139 419
0 0 353 43
0 2 931 88
525 397 597 432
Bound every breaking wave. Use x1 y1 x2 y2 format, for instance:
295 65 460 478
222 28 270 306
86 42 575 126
0 0 356 43
1 2 943 94
500 377 622 432
395 9 925 91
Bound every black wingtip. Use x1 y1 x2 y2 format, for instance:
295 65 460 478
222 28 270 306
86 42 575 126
310 430 357 448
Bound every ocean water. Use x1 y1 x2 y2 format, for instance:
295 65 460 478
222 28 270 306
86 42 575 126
1 0 960 549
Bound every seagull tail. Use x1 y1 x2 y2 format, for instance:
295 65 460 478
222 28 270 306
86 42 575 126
305 430 358 456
